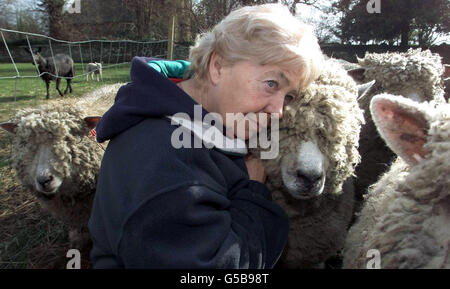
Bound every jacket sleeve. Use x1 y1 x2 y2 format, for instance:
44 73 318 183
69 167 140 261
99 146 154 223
116 181 289 269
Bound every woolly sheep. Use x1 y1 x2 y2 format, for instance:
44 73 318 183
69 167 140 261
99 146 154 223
326 56 361 71
0 83 123 251
351 48 446 102
343 94 450 269
347 49 447 210
86 62 103 82
251 60 367 268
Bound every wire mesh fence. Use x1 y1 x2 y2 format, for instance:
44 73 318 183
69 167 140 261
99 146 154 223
0 28 174 124
0 28 168 79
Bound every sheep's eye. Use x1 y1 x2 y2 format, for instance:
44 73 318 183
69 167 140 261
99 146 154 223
284 95 294 106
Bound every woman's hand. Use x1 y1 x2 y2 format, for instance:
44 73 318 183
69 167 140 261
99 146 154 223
245 155 267 183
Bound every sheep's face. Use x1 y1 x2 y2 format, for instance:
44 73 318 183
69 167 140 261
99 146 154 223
10 122 90 199
27 143 64 198
262 128 334 200
279 139 329 199
259 66 364 200
1 104 102 199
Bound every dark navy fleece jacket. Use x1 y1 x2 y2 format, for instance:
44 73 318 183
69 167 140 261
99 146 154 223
88 56 289 269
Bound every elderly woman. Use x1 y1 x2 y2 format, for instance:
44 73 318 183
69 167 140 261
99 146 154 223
88 4 323 269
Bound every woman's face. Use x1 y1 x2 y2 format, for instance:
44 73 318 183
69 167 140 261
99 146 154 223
208 54 303 140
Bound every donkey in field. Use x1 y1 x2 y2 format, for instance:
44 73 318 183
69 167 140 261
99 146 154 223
27 47 75 99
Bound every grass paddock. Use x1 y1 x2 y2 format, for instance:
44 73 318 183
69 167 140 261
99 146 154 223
0 62 131 122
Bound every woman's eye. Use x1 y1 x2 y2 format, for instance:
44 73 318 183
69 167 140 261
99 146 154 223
284 95 294 106
266 80 278 89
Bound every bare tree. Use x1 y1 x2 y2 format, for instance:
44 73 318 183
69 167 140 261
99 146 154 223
185 0 324 35
38 0 67 39
279 0 321 14
176 0 193 43
122 0 173 40
0 0 17 28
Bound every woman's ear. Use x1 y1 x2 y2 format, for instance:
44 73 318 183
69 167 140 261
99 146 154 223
209 52 223 85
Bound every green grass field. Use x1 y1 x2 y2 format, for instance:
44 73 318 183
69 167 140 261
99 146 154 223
0 63 130 268
0 62 131 123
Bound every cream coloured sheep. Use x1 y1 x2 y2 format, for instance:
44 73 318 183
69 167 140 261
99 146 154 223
252 60 369 268
86 62 103 82
343 94 450 269
347 49 447 211
0 83 123 252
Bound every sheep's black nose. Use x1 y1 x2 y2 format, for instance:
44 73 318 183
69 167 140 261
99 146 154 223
37 175 54 187
296 170 322 189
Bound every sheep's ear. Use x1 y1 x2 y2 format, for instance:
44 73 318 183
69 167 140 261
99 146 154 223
0 122 18 134
84 116 101 130
37 47 42 53
348 68 365 82
370 94 429 166
357 80 375 100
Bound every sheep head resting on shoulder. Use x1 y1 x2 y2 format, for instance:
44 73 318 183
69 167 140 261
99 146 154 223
262 60 366 200
1 104 102 227
344 94 450 269
251 60 369 268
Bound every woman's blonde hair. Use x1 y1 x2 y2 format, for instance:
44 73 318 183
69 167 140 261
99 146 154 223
189 3 324 90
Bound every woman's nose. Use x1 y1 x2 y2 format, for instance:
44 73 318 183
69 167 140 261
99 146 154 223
264 94 285 118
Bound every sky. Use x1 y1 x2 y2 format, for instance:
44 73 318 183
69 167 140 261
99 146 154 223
296 1 340 42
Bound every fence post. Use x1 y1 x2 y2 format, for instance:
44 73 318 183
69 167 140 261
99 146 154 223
167 0 177 60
